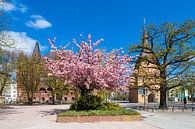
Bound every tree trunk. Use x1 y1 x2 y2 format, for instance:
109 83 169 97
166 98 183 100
28 97 33 105
80 87 90 96
159 70 168 109
0 87 4 96
159 86 168 109
0 77 7 96
52 91 55 105
27 92 33 105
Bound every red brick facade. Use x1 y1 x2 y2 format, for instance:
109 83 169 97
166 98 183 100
17 42 76 104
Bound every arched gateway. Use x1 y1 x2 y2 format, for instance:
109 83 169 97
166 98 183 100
148 93 155 102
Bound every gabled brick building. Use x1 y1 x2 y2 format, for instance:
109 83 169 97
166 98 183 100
17 42 75 104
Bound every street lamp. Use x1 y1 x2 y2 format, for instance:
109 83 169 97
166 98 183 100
143 86 147 109
183 87 187 108
192 86 194 105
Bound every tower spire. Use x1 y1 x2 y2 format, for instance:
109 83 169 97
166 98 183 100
144 18 146 30
142 18 148 47
32 41 41 61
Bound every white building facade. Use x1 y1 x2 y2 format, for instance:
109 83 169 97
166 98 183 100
3 71 17 104
4 80 17 104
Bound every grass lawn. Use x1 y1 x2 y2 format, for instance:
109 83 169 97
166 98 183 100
58 108 140 117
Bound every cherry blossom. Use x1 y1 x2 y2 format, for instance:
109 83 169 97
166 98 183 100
44 35 134 92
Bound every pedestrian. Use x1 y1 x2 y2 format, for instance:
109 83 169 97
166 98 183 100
184 97 187 109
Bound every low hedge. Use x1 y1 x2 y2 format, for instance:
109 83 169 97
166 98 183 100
58 108 140 117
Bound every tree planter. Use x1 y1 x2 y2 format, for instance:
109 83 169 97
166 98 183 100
57 115 141 123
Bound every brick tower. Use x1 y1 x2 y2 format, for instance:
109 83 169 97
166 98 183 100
129 28 160 103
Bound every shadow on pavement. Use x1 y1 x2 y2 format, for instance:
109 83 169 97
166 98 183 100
0 108 22 120
40 109 66 116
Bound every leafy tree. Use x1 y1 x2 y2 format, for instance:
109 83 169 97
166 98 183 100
0 50 16 95
181 67 195 100
0 0 15 96
130 20 195 109
46 75 70 104
16 52 43 105
0 0 15 47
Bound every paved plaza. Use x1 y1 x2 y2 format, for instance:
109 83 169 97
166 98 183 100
0 105 195 129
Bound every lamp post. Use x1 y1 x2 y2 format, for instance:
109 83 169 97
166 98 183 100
192 86 194 105
143 86 147 109
183 87 186 108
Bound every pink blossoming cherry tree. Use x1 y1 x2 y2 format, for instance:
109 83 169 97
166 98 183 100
44 35 133 96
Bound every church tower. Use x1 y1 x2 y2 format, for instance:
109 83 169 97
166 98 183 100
129 27 160 103
32 41 42 61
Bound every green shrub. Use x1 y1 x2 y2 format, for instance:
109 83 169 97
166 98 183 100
70 95 103 111
70 94 123 111
70 102 77 110
101 102 122 110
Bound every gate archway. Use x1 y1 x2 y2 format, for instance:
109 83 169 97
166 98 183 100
148 93 155 102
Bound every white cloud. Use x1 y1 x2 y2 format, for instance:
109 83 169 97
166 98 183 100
19 3 28 13
26 20 52 29
31 15 43 19
26 15 52 29
0 2 28 13
0 2 16 12
2 31 45 55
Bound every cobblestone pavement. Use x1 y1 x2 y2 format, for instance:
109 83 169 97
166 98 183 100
139 110 195 129
1 105 195 129
0 105 159 129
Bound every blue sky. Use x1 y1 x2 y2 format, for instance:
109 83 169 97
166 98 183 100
1 0 195 55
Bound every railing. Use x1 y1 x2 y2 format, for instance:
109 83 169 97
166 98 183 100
130 104 195 112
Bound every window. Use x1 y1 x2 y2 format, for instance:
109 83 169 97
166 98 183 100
64 97 67 101
41 93 46 95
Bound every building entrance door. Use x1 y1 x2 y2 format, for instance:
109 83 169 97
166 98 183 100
148 93 155 102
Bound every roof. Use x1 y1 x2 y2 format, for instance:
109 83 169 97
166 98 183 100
32 41 41 59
